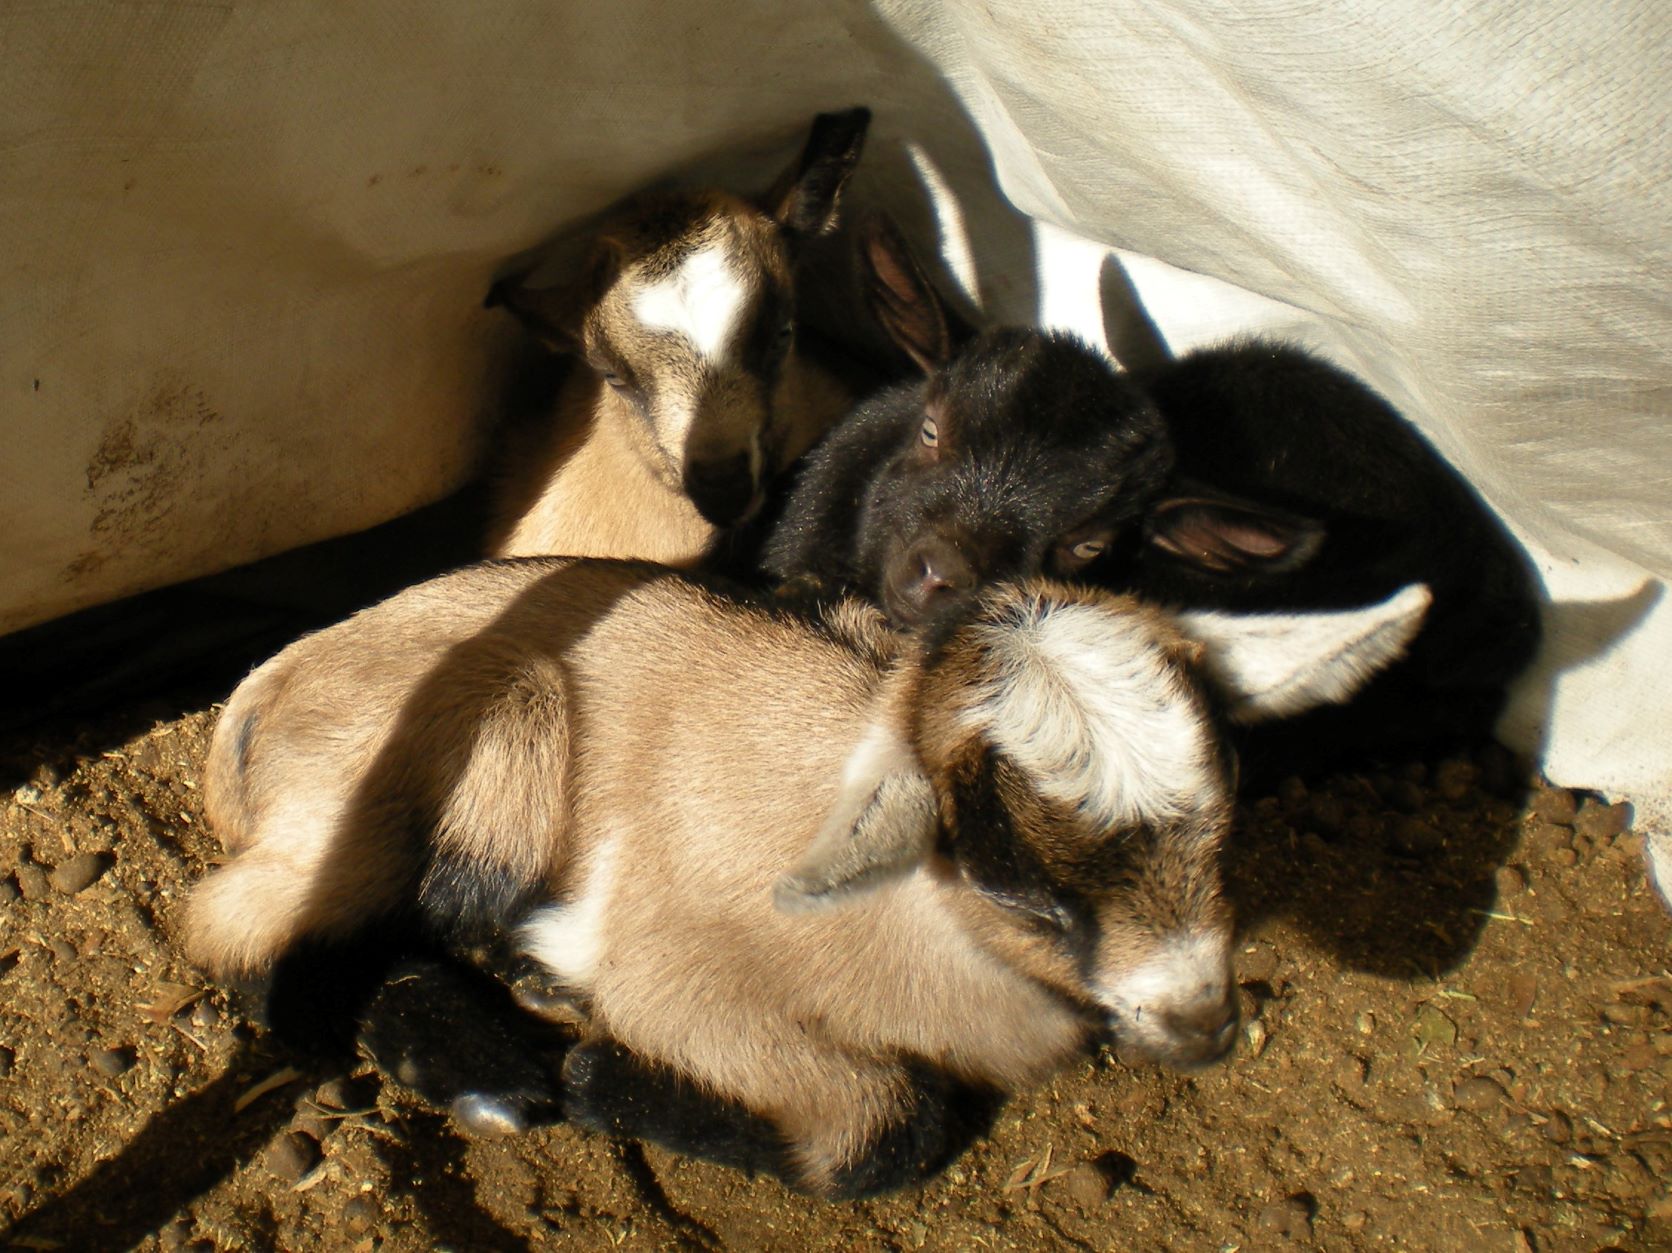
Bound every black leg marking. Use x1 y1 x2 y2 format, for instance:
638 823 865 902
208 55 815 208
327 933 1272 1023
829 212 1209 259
561 1038 796 1183
826 1061 1001 1199
417 851 541 944
358 957 566 1135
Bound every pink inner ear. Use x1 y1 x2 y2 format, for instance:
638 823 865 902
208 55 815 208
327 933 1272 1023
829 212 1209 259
1147 500 1323 573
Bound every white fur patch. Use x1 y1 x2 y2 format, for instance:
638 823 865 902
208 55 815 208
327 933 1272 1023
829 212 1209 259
517 836 621 990
1177 583 1432 724
1094 930 1232 1045
632 244 750 363
965 601 1219 828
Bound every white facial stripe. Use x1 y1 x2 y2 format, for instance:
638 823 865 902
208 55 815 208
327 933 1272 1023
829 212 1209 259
516 836 621 990
966 602 1219 828
631 244 751 364
1096 931 1231 1023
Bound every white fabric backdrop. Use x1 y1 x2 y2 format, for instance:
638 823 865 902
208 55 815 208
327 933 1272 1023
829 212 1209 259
3 1 1667 869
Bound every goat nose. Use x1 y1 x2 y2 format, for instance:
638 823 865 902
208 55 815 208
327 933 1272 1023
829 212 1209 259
683 454 760 528
1162 995 1240 1066
909 539 975 601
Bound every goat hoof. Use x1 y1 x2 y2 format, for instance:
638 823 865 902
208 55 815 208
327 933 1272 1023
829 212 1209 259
508 971 590 1027
450 1092 528 1139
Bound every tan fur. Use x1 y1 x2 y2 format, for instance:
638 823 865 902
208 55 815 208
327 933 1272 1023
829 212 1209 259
186 563 1265 1193
489 165 859 561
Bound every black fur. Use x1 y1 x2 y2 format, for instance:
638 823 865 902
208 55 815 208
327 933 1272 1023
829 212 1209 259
751 216 1539 776
562 1038 998 1199
1120 342 1542 777
824 1062 1002 1200
561 1038 797 1181
417 849 542 944
357 957 567 1127
760 327 1172 626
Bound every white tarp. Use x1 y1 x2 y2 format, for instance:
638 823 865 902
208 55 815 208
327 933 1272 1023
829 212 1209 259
3 2 1668 862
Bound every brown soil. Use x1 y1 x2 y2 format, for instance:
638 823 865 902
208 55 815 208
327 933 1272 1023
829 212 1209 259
1 704 1668 1252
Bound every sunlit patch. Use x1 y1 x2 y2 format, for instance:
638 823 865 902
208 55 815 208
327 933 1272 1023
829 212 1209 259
1095 930 1233 1051
963 599 1221 828
518 836 621 989
632 244 751 364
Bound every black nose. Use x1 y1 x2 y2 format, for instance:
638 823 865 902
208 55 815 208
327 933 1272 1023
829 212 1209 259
886 537 976 624
684 454 760 528
1161 995 1240 1068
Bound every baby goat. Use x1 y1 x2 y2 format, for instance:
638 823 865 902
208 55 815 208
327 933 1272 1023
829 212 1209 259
761 216 1538 771
186 557 1429 1195
487 108 871 563
758 215 1174 626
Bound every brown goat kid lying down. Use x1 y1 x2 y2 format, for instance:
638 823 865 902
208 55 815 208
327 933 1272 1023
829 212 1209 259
186 558 1430 1195
486 108 870 564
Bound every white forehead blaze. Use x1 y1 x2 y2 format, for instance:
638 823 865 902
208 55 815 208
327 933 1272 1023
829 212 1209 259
962 601 1221 827
631 244 752 364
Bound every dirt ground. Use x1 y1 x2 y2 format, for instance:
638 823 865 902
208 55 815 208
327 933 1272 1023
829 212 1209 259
1 696 1668 1252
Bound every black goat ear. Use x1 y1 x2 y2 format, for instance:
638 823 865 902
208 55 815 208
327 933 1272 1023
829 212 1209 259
768 107 871 237
859 213 966 376
1144 490 1326 576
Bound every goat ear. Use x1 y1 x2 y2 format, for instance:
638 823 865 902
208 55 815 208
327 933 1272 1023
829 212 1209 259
484 238 624 354
860 213 964 375
774 724 938 913
1174 583 1433 724
768 106 871 237
1145 489 1327 576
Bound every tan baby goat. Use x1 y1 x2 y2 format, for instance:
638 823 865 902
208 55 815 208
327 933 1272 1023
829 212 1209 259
487 108 870 563
186 558 1428 1195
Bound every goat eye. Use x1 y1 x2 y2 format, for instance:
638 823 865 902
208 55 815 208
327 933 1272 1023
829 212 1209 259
919 417 939 448
1071 539 1106 561
601 372 626 390
777 319 795 342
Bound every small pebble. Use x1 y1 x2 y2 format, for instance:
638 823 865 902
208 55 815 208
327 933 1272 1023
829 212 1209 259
1344 813 1384 843
1529 787 1577 826
1239 942 1279 983
189 1000 219 1030
1388 779 1427 814
1573 799 1632 844
1342 1210 1369 1233
1355 1011 1376 1036
1305 794 1348 839
266 1130 322 1183
48 937 77 962
1059 1160 1112 1208
1548 847 1578 868
1390 816 1443 857
1452 1075 1507 1113
1433 758 1479 802
1275 776 1308 810
91 1046 135 1079
1244 1019 1269 1058
1255 1194 1314 1240
49 852 110 895
1494 864 1527 897
344 1194 379 1232
1541 1111 1572 1144
15 863 50 900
